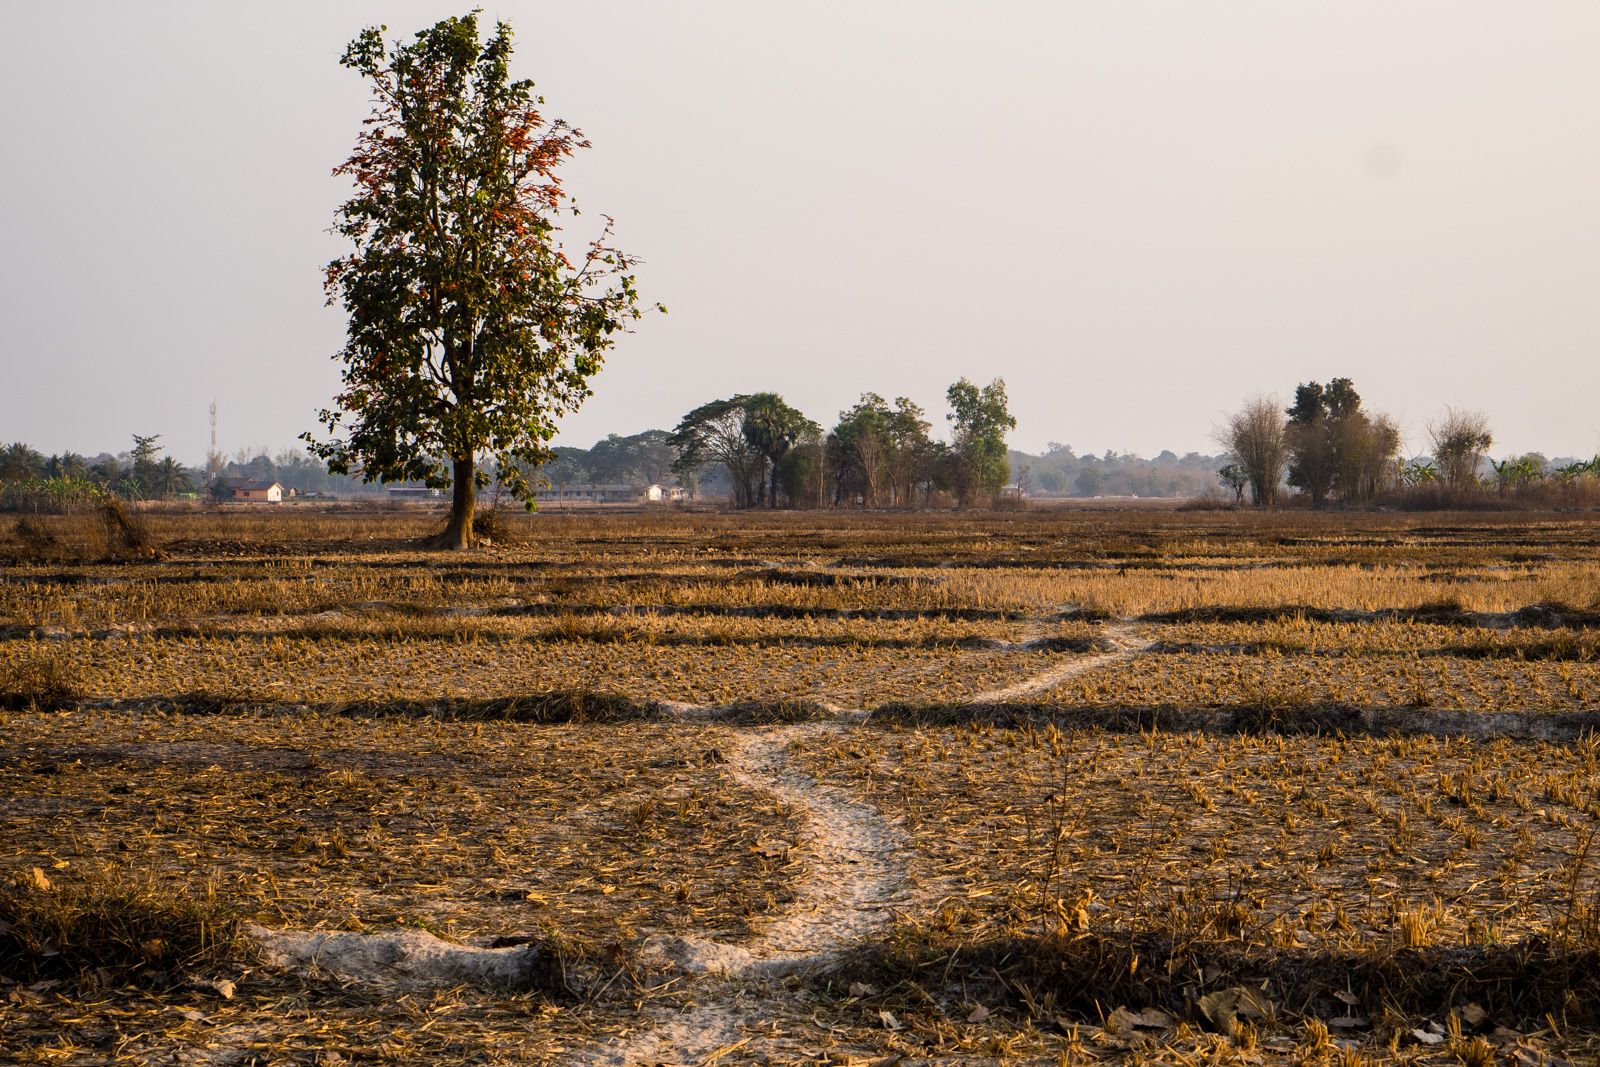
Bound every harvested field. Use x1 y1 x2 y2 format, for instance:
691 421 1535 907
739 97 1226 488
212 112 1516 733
4 506 1600 1064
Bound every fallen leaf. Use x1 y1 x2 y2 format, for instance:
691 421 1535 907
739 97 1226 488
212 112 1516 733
1489 1026 1524 1046
966 1004 990 1023
1462 1003 1489 1027
1412 1029 1445 1046
24 868 52 892
1106 1006 1140 1034
879 1010 903 1031
1198 986 1272 1032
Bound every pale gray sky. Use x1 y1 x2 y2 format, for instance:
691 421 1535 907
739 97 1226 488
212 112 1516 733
2 2 1597 464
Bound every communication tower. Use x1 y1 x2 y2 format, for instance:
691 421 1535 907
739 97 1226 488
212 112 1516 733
208 400 220 481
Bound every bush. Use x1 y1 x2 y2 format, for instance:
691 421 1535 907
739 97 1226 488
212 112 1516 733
0 654 78 710
0 869 242 987
99 499 159 560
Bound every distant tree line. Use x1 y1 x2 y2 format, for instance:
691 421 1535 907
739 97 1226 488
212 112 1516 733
0 437 406 512
533 430 680 492
1218 381 1600 507
1012 444 1226 499
661 378 1018 509
0 436 199 512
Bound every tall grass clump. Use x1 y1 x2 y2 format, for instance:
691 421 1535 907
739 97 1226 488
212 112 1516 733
0 653 78 709
0 869 242 987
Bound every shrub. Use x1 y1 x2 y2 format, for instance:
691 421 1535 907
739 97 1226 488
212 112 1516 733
0 869 242 987
0 654 78 710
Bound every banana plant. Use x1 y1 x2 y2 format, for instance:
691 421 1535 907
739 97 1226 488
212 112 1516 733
1402 460 1438 486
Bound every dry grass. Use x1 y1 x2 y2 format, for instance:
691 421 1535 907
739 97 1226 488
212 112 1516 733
0 713 794 945
6 505 1600 1064
0 868 241 987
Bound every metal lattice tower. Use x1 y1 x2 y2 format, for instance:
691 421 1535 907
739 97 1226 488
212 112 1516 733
208 400 219 480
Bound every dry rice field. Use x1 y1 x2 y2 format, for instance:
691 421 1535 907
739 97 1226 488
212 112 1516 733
4 505 1600 1065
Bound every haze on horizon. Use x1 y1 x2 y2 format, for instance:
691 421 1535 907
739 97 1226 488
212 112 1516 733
2 2 1597 467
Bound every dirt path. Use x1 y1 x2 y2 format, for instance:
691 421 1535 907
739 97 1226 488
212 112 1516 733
586 722 910 1066
585 620 1150 1065
970 621 1150 703
249 614 1151 1064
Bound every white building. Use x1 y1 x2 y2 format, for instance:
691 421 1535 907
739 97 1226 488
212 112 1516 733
217 478 284 503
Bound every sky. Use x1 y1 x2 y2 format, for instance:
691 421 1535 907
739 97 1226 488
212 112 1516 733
2 1 1597 465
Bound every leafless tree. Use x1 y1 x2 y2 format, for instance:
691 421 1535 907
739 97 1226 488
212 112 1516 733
1217 395 1288 505
1428 407 1493 488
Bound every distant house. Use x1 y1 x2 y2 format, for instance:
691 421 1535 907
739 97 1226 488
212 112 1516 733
217 478 284 503
385 486 443 498
533 483 682 505
645 483 688 503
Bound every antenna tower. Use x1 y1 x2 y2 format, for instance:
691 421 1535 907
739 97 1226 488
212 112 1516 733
208 400 219 481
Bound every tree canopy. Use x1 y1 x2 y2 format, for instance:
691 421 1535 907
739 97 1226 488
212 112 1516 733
668 394 817 508
305 12 651 548
945 378 1016 505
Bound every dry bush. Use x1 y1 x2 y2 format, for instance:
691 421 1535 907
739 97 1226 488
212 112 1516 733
0 868 241 987
1428 408 1493 488
0 653 78 709
10 516 60 559
99 499 159 560
1217 395 1288 506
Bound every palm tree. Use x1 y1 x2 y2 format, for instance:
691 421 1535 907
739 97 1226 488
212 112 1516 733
0 442 44 483
741 393 819 508
156 457 192 499
46 452 89 479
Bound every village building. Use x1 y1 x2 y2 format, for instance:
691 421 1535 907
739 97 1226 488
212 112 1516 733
533 483 686 505
216 478 285 503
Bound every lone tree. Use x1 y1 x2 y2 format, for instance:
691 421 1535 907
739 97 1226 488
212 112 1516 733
1428 407 1493 489
946 377 1016 506
307 13 650 548
1217 395 1288 506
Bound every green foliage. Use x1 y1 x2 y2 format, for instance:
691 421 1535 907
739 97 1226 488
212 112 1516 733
1218 463 1249 503
129 434 163 499
670 397 767 508
1402 460 1439 486
945 378 1016 506
0 442 44 483
306 12 651 546
0 476 106 514
1285 379 1399 506
828 393 896 507
743 393 820 507
669 394 817 507
1492 454 1549 494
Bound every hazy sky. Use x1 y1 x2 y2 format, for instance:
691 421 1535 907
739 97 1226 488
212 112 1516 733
2 2 1597 465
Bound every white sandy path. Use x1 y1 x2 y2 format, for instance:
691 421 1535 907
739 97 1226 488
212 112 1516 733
250 925 549 987
586 721 911 1066
969 621 1150 704
245 614 1151 1063
587 626 1151 1065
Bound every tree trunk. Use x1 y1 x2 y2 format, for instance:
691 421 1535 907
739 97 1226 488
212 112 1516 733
434 457 476 550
